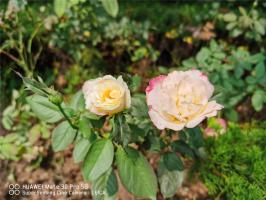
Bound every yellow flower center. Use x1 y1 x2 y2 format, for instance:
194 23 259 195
101 88 121 101
173 93 205 122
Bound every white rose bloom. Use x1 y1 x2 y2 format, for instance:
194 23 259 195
82 75 131 116
146 70 223 131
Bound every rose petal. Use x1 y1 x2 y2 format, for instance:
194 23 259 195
145 75 166 94
149 109 185 131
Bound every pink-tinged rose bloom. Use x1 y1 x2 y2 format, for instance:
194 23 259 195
82 75 131 116
204 118 227 137
204 128 217 137
217 118 227 130
146 70 223 131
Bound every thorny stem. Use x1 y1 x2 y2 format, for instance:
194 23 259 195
73 130 79 142
57 103 78 130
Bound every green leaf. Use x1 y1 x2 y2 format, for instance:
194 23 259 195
0 143 20 161
225 109 239 122
258 76 266 87
131 94 149 119
79 117 92 139
54 0 67 17
158 160 184 198
182 58 196 68
0 133 18 144
223 13 237 22
116 146 157 200
130 94 151 130
27 95 63 123
22 77 48 96
130 75 142 92
83 139 114 181
83 111 102 120
186 127 204 149
234 66 244 78
70 0 81 6
255 62 265 78
239 6 247 16
118 115 131 146
101 0 119 18
52 121 76 152
111 114 131 146
63 107 75 118
28 124 41 144
1 103 17 130
226 22 237 30
196 48 210 63
254 21 265 35
163 152 184 171
105 170 118 197
249 53 265 64
90 117 106 129
252 90 265 111
246 76 257 84
146 135 163 152
69 90 85 111
73 137 92 163
171 140 195 158
236 60 252 71
213 52 226 59
92 168 118 200
210 40 218 51
231 28 242 37
7 0 27 11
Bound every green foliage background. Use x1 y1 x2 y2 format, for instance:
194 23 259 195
201 122 266 200
0 0 266 199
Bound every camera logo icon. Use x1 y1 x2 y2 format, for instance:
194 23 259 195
8 184 20 195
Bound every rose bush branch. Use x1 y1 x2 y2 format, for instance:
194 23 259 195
49 92 79 130
22 70 223 200
21 75 79 130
